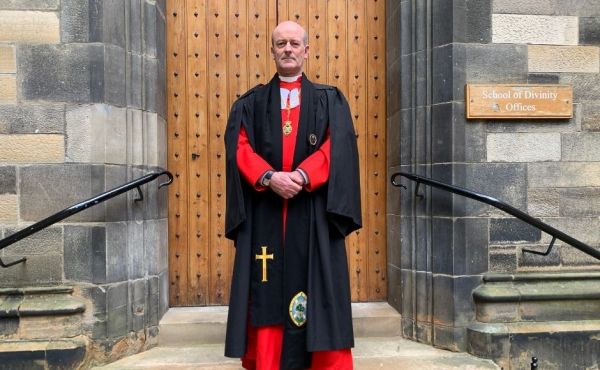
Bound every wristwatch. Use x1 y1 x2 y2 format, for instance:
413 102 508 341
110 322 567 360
262 171 274 187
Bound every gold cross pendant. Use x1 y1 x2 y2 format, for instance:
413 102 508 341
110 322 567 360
283 120 293 136
255 246 274 282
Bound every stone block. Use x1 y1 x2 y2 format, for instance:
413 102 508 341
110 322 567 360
453 218 489 275
560 74 600 102
492 0 555 15
400 1 412 57
143 57 158 113
489 248 517 273
144 1 157 57
432 44 455 104
0 317 18 335
527 73 560 83
433 324 467 352
0 194 17 222
561 246 600 266
19 165 105 222
490 218 542 243
104 166 128 222
529 45 599 73
104 45 126 107
400 55 413 109
519 244 561 268
399 216 413 270
559 188 600 217
466 0 492 44
493 14 578 45
145 112 159 167
0 10 59 43
158 271 168 319
106 281 128 338
89 0 126 48
0 254 62 286
387 112 401 168
485 115 578 133
415 271 432 322
399 110 412 165
0 45 15 73
414 0 427 53
387 5 400 64
128 0 143 53
432 0 454 47
127 53 143 108
583 102 600 131
0 104 65 134
529 162 600 187
387 60 400 117
60 0 89 43
0 0 59 9
0 166 15 194
157 116 167 170
542 217 600 247
2 227 61 256
401 269 414 319
466 43 528 83
487 132 561 162
127 109 144 166
555 0 600 16
433 274 480 327
19 44 103 103
432 218 453 274
387 264 402 313
129 279 146 331
528 188 560 217
104 108 127 165
387 215 401 268
0 134 64 163
0 75 16 102
105 222 128 283
580 17 600 45
127 220 144 279
63 225 106 283
562 133 600 161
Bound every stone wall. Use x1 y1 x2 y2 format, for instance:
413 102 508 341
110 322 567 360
0 0 168 367
387 0 600 353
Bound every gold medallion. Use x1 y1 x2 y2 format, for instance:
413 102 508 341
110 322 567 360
283 120 293 136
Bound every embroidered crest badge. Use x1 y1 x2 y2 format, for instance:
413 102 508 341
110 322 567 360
289 291 307 327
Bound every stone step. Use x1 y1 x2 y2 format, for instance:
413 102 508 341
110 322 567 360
0 338 86 370
93 336 500 370
158 302 401 346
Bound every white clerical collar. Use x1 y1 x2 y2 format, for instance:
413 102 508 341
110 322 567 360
278 74 302 83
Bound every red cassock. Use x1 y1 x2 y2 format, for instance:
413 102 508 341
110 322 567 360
235 77 353 370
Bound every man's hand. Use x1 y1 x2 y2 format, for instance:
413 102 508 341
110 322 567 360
269 172 302 199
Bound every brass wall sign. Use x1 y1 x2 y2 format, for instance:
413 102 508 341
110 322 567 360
466 84 573 119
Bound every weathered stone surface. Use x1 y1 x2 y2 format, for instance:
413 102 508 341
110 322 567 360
127 221 144 279
559 188 600 217
0 75 16 102
0 0 58 9
529 163 600 187
433 274 480 327
560 74 600 102
490 218 542 243
562 133 600 161
493 14 578 45
492 0 555 15
143 57 158 113
487 133 561 162
561 246 600 266
387 214 401 270
0 45 15 72
453 218 489 275
63 225 107 283
106 222 128 283
0 135 64 163
129 279 146 331
387 5 401 64
144 219 168 275
128 0 143 53
555 0 600 16
541 217 600 248
127 53 143 108
466 0 492 44
489 248 517 273
580 17 600 45
582 102 600 131
0 10 59 43
519 244 561 268
527 73 560 84
89 0 126 48
104 109 127 165
157 116 167 170
60 0 89 43
19 165 105 222
0 194 17 222
19 44 103 103
0 166 15 194
2 227 62 255
127 109 144 165
104 45 127 107
466 43 528 83
527 188 560 217
485 114 579 133
387 264 402 314
107 281 128 338
529 45 599 73
0 254 63 286
144 1 157 57
0 104 65 134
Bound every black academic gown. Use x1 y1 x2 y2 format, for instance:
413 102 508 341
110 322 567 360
224 74 362 370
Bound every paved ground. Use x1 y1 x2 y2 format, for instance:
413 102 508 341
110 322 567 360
93 336 500 370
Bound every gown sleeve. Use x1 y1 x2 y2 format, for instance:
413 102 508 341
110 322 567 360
296 131 330 192
237 126 273 191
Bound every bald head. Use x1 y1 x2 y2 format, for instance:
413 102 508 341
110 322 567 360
271 21 308 46
270 21 309 77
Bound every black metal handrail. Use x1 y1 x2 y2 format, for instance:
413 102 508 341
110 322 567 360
391 171 600 261
0 171 173 268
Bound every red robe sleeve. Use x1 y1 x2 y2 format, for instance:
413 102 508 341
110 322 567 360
297 132 331 192
237 126 273 191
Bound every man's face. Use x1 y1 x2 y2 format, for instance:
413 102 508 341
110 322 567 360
271 22 309 77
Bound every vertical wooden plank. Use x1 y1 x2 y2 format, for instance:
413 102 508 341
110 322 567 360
306 1 327 87
186 0 209 306
248 0 270 86
267 0 278 78
277 0 288 21
326 0 347 94
286 0 308 72
207 0 229 305
346 0 368 302
167 0 189 306
366 0 387 300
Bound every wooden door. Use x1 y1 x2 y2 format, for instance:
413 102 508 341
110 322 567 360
166 0 386 306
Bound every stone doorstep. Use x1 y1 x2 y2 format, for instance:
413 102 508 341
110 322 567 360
0 338 87 369
158 302 401 346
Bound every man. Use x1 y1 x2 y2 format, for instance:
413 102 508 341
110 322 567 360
224 21 361 370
